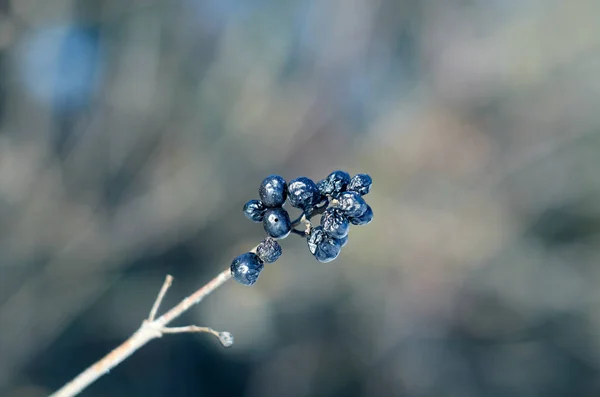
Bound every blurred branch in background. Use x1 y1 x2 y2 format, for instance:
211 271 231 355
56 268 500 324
1 0 600 396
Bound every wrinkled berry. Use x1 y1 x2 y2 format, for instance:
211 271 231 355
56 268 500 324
327 170 351 194
259 174 287 207
316 178 334 196
307 226 326 254
349 205 373 225
307 226 342 263
256 237 282 263
348 174 372 195
317 170 351 197
287 177 320 210
320 207 349 239
337 191 368 218
230 252 264 286
243 199 266 223
263 207 292 239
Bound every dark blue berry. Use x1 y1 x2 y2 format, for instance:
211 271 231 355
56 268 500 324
348 174 372 195
337 191 368 218
287 177 320 210
320 207 349 239
243 199 266 222
307 226 326 253
259 174 287 207
263 207 292 239
256 237 282 263
326 170 351 194
337 234 348 247
230 252 264 286
349 205 373 225
316 170 351 197
317 178 334 196
307 226 342 263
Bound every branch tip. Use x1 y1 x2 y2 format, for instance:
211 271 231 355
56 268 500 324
218 331 234 347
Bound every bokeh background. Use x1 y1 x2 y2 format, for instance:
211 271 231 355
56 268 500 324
2 0 600 396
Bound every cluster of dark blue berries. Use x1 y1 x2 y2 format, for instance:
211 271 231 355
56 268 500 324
231 171 373 285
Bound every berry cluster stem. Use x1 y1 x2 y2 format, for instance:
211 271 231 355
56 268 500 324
50 269 233 397
289 202 329 236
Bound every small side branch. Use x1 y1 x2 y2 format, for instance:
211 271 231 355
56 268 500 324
147 275 173 321
163 325 234 347
50 269 233 397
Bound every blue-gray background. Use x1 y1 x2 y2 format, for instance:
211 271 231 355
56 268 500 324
2 1 600 396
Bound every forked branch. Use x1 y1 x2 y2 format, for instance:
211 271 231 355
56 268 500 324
50 269 233 397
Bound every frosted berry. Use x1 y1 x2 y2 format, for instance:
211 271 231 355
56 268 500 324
320 207 349 239
263 207 292 239
256 237 282 263
338 191 368 218
348 174 372 195
231 252 264 286
349 205 373 225
287 177 320 210
317 170 351 197
317 179 333 196
327 170 351 194
243 199 266 223
307 226 342 263
307 226 326 254
259 174 287 208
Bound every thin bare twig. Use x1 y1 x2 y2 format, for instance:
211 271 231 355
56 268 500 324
162 325 217 334
50 269 232 397
147 275 173 321
51 228 311 397
162 325 234 347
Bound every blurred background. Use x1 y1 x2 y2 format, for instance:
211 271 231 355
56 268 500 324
1 0 600 396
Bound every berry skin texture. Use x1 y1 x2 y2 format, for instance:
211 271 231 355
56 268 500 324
307 226 326 254
259 174 288 208
317 170 351 197
337 191 368 218
326 170 351 195
287 177 320 210
337 234 348 247
307 226 342 263
243 199 266 223
349 205 373 225
263 207 292 239
317 179 334 196
348 174 372 196
256 237 282 263
230 252 264 286
320 207 350 239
